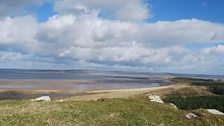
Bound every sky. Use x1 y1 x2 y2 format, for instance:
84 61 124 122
0 0 224 75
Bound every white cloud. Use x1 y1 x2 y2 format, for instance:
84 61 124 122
54 0 150 21
0 0 43 18
137 19 224 47
35 15 224 56
0 16 40 54
203 45 224 55
0 0 224 74
0 16 38 44
0 51 23 60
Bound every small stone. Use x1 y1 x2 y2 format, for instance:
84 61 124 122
185 112 198 120
56 99 64 102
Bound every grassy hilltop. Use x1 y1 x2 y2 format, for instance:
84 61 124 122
0 96 224 126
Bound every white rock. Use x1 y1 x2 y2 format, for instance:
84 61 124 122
185 113 198 120
33 96 51 102
169 103 178 109
148 95 164 104
207 109 224 115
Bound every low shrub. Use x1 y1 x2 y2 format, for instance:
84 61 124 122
209 85 224 95
163 96 224 112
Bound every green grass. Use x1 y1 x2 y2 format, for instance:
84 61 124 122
0 96 224 126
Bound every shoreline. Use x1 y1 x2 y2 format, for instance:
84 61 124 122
0 84 174 101
0 78 171 92
65 85 174 101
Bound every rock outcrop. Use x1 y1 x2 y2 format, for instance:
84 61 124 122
148 95 164 104
207 109 224 115
185 112 198 120
31 96 51 102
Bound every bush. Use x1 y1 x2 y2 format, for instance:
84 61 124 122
209 85 224 95
191 81 224 95
163 96 224 112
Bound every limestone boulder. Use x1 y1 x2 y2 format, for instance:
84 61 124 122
31 96 51 102
207 109 224 115
185 112 198 120
148 95 164 104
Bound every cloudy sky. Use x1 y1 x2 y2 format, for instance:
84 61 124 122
0 0 224 75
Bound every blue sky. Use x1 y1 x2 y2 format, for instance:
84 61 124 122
0 0 224 75
28 1 56 22
147 0 224 23
29 0 224 23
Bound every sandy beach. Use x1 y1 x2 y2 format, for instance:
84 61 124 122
66 85 174 101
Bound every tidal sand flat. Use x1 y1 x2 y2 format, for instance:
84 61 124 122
0 69 172 100
0 69 222 100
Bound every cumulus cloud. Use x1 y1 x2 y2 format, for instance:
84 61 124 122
36 14 224 48
0 0 43 18
54 0 150 21
0 16 40 53
0 0 224 74
58 46 188 66
35 14 224 56
138 19 224 47
203 45 224 55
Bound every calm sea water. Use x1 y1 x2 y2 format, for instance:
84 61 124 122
0 69 100 80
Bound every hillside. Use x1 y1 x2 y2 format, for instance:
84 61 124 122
0 95 224 126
